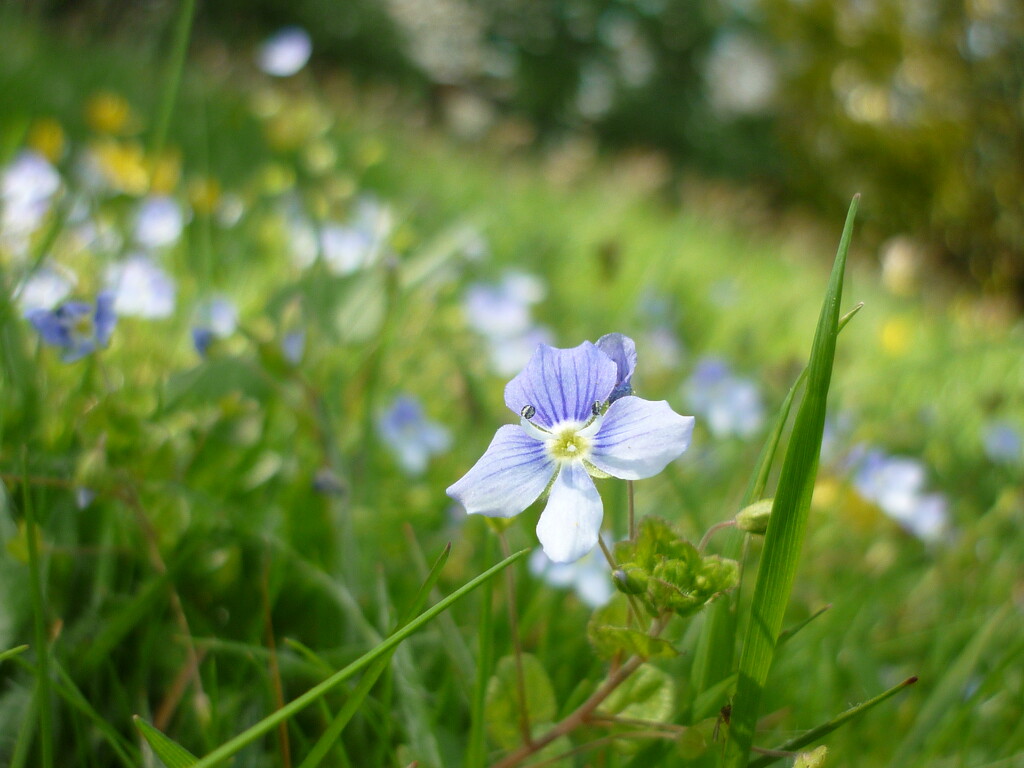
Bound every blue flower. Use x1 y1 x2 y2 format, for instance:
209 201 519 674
27 291 116 362
853 449 949 543
378 395 452 476
447 340 694 563
684 357 764 439
192 296 238 356
982 420 1021 465
134 196 186 250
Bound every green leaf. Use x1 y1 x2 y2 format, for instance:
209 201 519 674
600 664 675 723
134 716 198 768
0 645 28 665
589 625 679 661
723 196 859 767
484 654 557 749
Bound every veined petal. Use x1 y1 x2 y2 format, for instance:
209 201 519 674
589 397 695 480
504 342 616 428
536 461 603 563
595 333 636 401
447 425 554 518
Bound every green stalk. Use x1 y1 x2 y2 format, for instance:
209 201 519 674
148 0 198 189
723 196 859 767
22 455 53 768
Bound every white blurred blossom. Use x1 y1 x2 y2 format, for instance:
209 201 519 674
134 196 186 250
17 265 76 314
529 543 614 608
705 33 778 116
257 27 312 77
105 254 176 319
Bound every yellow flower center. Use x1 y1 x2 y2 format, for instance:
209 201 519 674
546 426 591 463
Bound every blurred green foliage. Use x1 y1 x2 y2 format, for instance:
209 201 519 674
28 0 1024 296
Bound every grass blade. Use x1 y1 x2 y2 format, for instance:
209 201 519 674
747 676 918 768
21 456 53 768
689 305 862 703
148 0 197 188
0 644 29 664
135 715 199 767
297 542 452 768
723 195 859 767
147 546 527 768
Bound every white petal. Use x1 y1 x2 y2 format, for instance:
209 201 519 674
447 425 553 518
536 462 603 563
589 397 695 480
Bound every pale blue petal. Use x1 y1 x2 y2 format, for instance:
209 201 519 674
504 342 616 428
536 461 603 563
595 333 637 401
447 425 553 518
589 397 695 480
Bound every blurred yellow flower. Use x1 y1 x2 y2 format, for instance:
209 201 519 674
187 176 222 215
88 140 180 196
880 317 912 356
90 139 149 194
85 91 140 135
28 118 66 162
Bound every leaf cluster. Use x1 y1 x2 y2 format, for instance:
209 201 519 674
612 517 739 619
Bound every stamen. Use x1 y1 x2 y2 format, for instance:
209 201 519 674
591 401 603 416
520 404 536 419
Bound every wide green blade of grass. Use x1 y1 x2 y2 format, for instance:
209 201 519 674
723 196 859 766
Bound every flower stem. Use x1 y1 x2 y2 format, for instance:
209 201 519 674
487 655 645 768
699 520 737 552
498 533 532 748
627 480 636 540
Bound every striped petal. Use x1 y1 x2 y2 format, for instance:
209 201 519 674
536 461 603 563
504 342 616 428
588 396 695 480
447 425 554 518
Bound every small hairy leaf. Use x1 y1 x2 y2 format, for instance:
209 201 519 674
484 653 557 749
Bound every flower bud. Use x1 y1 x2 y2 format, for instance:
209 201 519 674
735 498 773 534
794 745 828 768
612 565 649 595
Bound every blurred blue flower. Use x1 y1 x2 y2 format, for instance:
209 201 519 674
106 254 176 318
27 291 116 362
463 271 551 376
448 340 694 562
685 357 764 439
529 545 613 608
2 150 61 254
17 264 75 314
282 329 305 365
134 196 186 250
192 296 238 356
463 271 546 339
257 26 312 77
853 449 949 542
982 420 1022 465
377 395 452 476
